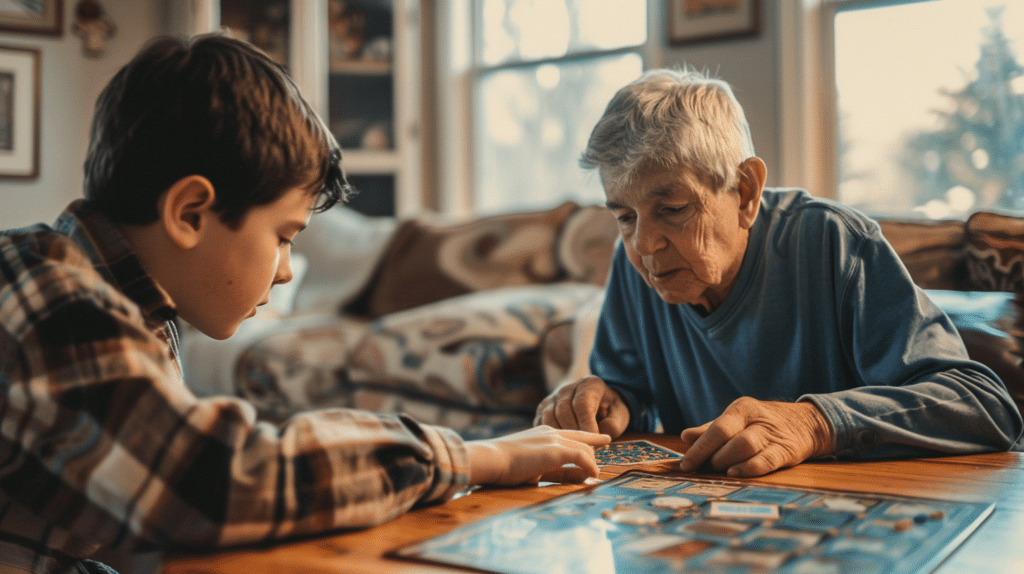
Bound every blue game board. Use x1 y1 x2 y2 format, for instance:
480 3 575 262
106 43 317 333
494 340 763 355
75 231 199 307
391 471 994 574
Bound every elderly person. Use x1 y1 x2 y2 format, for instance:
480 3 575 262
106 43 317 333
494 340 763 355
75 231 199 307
535 68 1023 477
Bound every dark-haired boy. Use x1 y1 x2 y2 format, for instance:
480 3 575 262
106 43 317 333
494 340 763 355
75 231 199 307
0 34 608 574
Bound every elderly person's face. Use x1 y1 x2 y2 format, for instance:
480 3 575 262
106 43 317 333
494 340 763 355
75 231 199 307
605 158 764 315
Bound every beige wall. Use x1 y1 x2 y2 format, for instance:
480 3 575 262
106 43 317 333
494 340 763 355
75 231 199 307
0 0 170 230
658 7 780 187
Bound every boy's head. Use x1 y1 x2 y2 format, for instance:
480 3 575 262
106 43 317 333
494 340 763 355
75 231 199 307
84 33 349 228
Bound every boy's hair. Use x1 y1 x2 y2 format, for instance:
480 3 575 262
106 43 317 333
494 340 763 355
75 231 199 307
581 67 755 194
84 33 351 228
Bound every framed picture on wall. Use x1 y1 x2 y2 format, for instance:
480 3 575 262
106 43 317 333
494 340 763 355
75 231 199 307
668 0 760 45
0 0 63 36
0 45 40 179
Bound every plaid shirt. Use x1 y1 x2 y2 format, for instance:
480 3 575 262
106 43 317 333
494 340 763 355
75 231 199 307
0 201 470 573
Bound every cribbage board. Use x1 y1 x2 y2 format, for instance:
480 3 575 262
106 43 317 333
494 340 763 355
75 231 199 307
391 471 994 574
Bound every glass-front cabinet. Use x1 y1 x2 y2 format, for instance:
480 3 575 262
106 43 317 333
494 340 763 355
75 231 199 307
182 0 422 217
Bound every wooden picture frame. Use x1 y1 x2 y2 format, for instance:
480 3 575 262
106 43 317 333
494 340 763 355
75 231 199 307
0 0 63 35
0 45 40 179
668 0 760 45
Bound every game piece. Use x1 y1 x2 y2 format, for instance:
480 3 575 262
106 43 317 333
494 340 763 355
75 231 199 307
650 495 695 509
594 440 684 466
391 471 995 574
821 497 871 513
602 506 660 525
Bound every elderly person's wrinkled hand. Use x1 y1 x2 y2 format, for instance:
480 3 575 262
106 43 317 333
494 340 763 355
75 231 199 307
534 375 631 438
677 398 834 477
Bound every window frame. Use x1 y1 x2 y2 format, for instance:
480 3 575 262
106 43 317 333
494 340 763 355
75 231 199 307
433 0 661 219
780 0 1015 216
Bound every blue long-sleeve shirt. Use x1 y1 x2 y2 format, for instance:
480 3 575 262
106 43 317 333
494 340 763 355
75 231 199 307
592 188 1023 458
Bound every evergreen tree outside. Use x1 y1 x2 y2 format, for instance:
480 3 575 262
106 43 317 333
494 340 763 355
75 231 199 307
899 6 1024 215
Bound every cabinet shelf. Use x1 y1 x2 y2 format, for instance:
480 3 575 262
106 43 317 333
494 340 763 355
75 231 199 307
329 58 392 75
192 0 420 218
340 149 401 174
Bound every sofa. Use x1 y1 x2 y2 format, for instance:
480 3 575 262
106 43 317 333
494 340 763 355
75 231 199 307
178 203 1024 438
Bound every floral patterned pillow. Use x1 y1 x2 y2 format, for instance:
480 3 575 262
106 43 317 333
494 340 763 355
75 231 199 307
346 202 581 317
347 283 603 420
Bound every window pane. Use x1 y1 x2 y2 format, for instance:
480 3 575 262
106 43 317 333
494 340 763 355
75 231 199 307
478 0 647 66
474 53 642 214
834 0 1024 218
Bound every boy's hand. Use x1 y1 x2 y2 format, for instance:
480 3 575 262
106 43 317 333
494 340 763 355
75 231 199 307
677 398 834 477
466 426 611 486
534 376 630 437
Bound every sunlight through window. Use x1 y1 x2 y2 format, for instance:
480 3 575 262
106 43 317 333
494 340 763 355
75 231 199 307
834 0 1024 218
473 0 646 214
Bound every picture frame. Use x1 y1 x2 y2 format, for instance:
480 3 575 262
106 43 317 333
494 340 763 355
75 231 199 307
0 45 40 179
668 0 760 45
0 0 63 36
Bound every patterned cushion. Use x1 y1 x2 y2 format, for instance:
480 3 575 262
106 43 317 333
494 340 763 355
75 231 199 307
345 201 589 317
876 218 968 291
555 205 619 285
965 211 1024 292
347 283 603 417
540 290 605 393
232 315 370 420
233 283 602 437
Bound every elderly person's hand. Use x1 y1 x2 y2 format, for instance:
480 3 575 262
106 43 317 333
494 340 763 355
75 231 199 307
534 375 631 438
677 398 834 477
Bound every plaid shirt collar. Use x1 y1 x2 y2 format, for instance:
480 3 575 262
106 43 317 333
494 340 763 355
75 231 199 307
53 199 177 325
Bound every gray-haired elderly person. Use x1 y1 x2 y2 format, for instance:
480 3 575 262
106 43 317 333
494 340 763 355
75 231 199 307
535 68 1023 477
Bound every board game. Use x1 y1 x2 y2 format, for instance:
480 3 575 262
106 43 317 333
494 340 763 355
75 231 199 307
391 471 994 574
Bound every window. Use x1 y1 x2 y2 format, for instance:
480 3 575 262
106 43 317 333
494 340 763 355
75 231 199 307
831 0 1024 218
469 0 647 214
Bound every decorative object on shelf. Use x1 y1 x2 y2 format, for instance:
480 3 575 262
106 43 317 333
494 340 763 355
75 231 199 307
73 0 116 57
0 0 62 35
362 35 391 63
667 0 760 45
220 0 289 66
361 122 390 150
0 45 39 179
329 0 368 60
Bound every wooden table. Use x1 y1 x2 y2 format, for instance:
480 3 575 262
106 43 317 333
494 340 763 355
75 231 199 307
161 434 1024 573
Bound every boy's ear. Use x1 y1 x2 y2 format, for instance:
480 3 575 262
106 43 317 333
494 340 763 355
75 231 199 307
737 157 766 229
160 175 217 249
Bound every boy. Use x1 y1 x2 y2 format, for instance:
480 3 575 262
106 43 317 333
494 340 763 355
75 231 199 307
0 34 608 574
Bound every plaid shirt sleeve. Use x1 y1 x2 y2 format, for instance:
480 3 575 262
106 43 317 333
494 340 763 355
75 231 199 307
0 228 471 558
